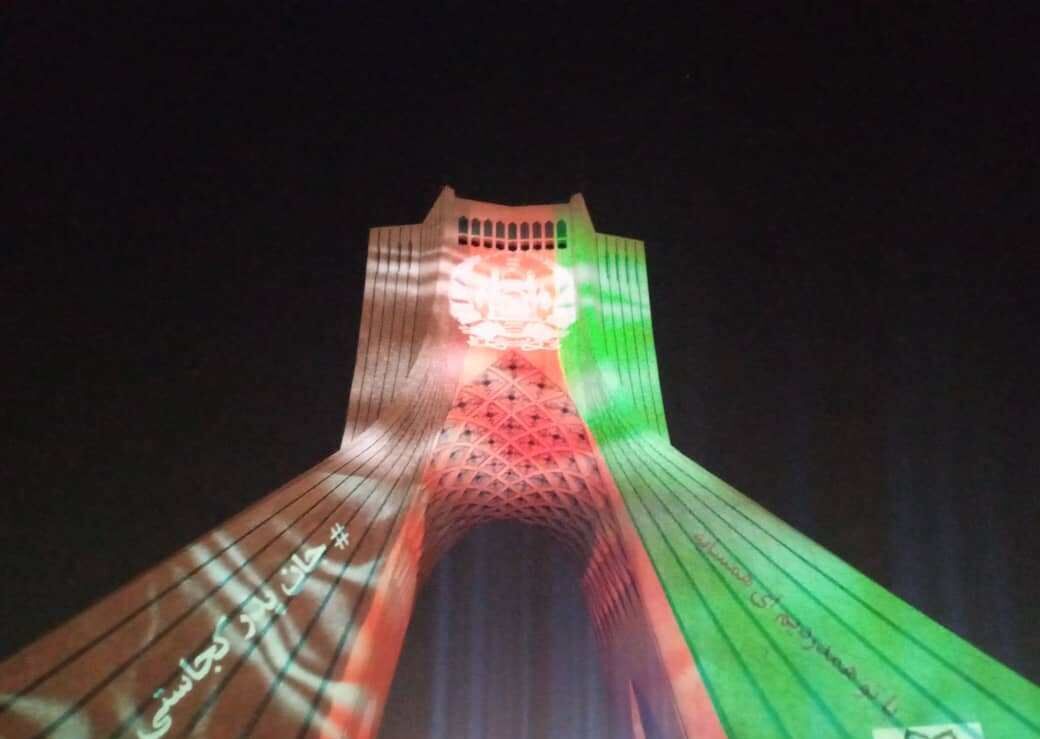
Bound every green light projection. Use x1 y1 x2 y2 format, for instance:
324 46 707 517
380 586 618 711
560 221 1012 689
2 188 1035 739
557 230 1040 739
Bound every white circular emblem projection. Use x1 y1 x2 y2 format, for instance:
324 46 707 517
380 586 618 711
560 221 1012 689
449 253 577 351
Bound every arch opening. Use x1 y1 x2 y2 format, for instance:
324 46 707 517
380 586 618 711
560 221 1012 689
381 521 619 738
391 350 688 738
419 351 641 642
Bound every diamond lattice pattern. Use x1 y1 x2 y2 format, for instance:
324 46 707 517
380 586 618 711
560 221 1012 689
422 351 639 637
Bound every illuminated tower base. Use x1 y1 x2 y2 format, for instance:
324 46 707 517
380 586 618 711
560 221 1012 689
1 188 1037 739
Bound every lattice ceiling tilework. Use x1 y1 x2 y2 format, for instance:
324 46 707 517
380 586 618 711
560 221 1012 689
420 351 639 637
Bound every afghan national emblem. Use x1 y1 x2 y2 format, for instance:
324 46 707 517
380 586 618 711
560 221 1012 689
449 253 577 351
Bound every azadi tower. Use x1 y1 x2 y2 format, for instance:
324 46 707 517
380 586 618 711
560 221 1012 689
2 188 1037 739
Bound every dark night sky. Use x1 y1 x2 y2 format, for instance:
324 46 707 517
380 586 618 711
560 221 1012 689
3 1 1038 714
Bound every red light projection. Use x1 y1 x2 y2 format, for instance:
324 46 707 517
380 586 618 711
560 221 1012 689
449 253 576 351
421 351 642 644
416 350 703 738
7 188 1026 738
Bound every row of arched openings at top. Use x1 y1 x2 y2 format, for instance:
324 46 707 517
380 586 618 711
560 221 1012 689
457 217 568 251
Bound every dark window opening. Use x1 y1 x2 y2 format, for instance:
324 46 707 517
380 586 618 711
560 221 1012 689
458 216 468 245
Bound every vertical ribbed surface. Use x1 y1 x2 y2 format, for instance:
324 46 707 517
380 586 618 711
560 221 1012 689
0 357 456 738
3 187 1036 739
559 232 1040 739
0 194 461 739
561 233 669 443
343 223 428 444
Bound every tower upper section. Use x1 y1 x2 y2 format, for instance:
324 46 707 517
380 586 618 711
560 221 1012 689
444 192 593 349
451 192 587 251
343 186 671 445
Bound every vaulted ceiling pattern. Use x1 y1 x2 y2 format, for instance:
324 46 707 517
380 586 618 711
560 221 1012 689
421 351 639 637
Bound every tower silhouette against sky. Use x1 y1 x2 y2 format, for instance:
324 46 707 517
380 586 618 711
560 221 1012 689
1 188 1037 739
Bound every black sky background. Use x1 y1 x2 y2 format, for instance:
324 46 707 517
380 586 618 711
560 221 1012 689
3 0 1038 710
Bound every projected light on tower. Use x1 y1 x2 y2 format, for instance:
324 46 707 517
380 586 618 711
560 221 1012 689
449 251 577 350
0 187 1037 739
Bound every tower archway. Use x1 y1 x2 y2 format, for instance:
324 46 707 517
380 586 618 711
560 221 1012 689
421 350 638 635
2 187 1037 739
381 520 616 739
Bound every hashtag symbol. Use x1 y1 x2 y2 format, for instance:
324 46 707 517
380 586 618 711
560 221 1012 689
330 523 349 550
